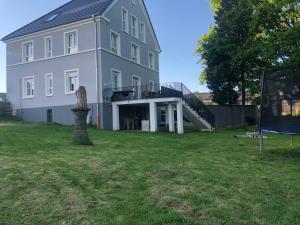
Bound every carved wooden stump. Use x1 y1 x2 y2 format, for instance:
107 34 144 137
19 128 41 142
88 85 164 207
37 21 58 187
71 86 93 145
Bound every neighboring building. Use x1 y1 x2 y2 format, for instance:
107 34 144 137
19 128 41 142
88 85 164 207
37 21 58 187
281 99 300 116
0 93 7 102
2 0 215 133
194 92 253 105
194 92 214 105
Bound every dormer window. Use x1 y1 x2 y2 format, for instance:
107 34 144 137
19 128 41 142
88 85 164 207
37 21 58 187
23 41 33 63
65 31 78 54
46 14 59 22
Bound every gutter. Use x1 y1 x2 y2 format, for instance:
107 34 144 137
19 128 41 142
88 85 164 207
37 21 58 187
92 15 100 129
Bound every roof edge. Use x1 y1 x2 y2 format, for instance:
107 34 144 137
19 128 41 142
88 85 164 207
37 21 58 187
1 0 75 42
140 0 161 52
1 17 100 43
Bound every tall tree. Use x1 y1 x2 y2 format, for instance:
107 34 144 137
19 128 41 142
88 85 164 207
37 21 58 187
252 0 300 68
196 0 258 108
197 0 300 107
198 27 240 105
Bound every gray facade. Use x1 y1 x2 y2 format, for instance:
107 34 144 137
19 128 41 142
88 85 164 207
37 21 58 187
3 0 160 129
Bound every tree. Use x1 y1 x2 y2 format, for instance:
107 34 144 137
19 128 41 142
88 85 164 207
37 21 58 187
196 0 300 108
209 0 221 12
197 27 240 105
196 0 259 108
252 0 300 69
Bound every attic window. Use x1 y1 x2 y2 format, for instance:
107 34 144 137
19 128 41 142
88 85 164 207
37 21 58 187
46 14 59 22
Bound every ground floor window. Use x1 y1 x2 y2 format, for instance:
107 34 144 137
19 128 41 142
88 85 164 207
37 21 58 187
23 76 34 98
65 70 79 94
45 73 54 96
47 109 53 123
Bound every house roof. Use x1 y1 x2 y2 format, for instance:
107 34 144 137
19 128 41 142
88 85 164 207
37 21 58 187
1 0 114 41
194 92 214 103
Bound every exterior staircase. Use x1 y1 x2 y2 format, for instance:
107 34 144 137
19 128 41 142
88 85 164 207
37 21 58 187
183 102 214 131
161 83 215 131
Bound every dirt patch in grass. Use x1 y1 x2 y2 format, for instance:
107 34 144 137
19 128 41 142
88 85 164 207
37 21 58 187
150 169 177 178
0 158 12 170
148 185 203 222
147 168 204 222
13 184 93 224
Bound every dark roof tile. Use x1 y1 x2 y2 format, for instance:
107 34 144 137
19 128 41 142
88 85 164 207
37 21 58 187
1 0 114 41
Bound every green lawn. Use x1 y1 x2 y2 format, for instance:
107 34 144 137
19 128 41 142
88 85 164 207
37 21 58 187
0 118 299 225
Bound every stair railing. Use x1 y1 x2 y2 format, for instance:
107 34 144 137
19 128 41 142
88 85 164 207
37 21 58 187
161 83 215 128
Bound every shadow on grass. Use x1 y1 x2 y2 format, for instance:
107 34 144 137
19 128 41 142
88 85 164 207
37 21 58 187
0 115 21 122
267 148 300 159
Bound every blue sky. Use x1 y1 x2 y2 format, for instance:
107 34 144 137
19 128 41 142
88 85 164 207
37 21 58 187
0 0 214 93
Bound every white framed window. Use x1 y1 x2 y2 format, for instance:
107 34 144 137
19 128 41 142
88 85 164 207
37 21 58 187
132 0 136 4
149 80 155 92
64 69 79 94
148 51 155 70
23 76 34 98
131 43 140 64
111 69 122 90
65 30 78 54
122 8 129 33
110 30 121 55
140 21 146 43
131 15 139 39
45 36 52 58
45 73 54 97
132 75 141 99
22 41 33 63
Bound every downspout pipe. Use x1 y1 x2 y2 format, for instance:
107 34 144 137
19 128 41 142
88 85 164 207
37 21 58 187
19 78 23 114
92 15 100 129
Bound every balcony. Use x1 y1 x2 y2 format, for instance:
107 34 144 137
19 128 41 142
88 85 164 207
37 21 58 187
109 82 215 129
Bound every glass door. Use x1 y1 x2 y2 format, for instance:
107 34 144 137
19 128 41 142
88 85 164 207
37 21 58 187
132 76 141 99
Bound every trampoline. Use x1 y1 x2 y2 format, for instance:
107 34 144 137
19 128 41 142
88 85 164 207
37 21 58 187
259 66 300 156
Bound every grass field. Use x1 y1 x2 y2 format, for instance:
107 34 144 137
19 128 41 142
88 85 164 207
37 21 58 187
0 117 299 225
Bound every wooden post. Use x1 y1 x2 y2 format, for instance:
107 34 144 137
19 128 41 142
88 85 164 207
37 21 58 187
260 131 264 158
